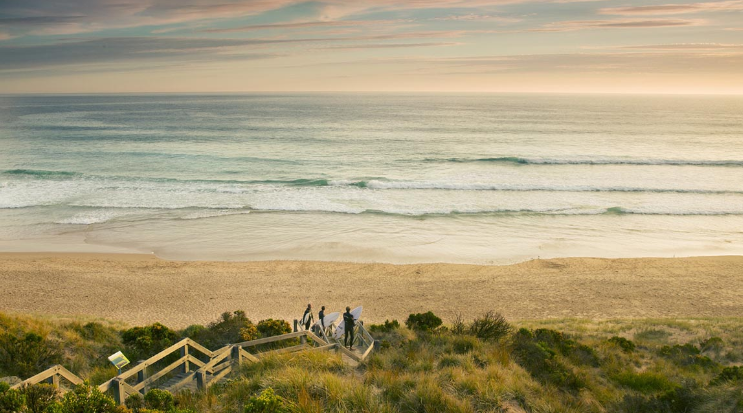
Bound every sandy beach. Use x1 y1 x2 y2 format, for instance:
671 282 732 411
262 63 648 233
1 253 741 328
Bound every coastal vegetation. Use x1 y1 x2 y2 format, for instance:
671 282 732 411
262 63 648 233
1 311 742 412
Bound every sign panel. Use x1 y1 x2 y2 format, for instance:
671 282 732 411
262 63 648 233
108 351 130 370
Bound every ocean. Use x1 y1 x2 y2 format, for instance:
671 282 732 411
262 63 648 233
1 93 742 264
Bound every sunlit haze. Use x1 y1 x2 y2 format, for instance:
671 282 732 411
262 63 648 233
1 1 742 94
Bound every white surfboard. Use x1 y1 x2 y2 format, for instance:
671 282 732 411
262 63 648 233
300 310 314 330
313 311 340 330
333 306 363 340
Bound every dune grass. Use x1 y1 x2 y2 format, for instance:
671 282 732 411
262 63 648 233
2 312 743 412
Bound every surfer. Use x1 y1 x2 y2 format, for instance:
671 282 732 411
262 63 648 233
343 306 355 350
319 306 326 329
303 304 314 330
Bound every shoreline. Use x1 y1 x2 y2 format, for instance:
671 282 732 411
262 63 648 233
2 252 742 328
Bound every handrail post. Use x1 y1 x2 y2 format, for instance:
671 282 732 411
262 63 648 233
113 379 126 405
293 319 298 332
196 370 206 391
136 361 147 394
181 345 189 373
231 345 242 366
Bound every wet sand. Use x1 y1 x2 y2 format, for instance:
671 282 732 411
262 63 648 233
1 253 741 328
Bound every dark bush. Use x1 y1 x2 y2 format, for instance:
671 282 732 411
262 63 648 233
144 388 174 411
0 387 26 413
511 328 587 393
608 336 636 353
58 383 118 413
700 336 724 352
125 393 145 412
450 314 466 335
256 319 291 338
20 383 58 413
369 320 400 333
468 311 513 341
451 336 477 354
710 366 743 385
405 312 442 332
122 322 178 360
616 383 701 413
189 311 257 348
0 332 63 378
659 343 716 369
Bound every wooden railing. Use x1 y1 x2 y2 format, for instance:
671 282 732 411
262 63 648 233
10 326 376 403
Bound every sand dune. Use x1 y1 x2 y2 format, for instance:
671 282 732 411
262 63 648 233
1 253 741 328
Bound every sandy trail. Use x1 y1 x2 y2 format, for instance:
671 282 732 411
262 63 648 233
1 253 741 328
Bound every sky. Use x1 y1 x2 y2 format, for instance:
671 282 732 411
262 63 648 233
0 0 742 94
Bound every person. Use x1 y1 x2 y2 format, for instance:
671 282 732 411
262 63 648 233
303 304 314 330
318 306 326 329
343 306 355 350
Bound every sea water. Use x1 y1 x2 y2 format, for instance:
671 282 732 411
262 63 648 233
1 93 742 263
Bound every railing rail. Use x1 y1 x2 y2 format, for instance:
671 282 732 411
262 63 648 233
11 322 375 404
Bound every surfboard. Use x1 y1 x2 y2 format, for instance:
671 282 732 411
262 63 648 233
300 310 314 330
313 311 340 330
333 306 363 340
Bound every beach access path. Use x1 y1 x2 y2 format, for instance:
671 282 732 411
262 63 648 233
1 253 741 328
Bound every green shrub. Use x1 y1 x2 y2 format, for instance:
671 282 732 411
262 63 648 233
20 383 58 413
256 319 291 338
144 389 174 411
0 332 63 378
659 343 716 368
125 393 145 412
710 366 743 385
244 388 288 413
190 311 257 347
368 320 400 333
405 312 442 332
511 328 587 392
0 383 8 394
468 311 513 341
58 383 118 413
608 336 636 353
0 388 25 413
121 323 178 360
612 371 677 394
451 336 477 354
700 336 724 352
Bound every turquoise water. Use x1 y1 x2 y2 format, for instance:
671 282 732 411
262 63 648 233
1 94 742 263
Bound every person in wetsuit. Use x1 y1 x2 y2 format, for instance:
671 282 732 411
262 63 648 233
319 306 326 329
343 306 355 350
303 304 314 330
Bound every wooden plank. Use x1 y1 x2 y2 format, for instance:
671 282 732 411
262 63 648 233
207 366 232 388
262 344 309 356
186 338 216 358
11 365 60 389
118 338 190 380
239 348 259 363
309 343 338 352
187 355 206 369
132 355 188 392
98 379 114 393
336 345 362 362
305 331 328 346
57 366 84 386
360 344 374 361
234 331 306 347
166 372 196 393
199 347 231 372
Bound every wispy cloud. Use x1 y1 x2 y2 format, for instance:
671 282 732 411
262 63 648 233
534 18 703 31
202 19 409 34
599 1 743 15
322 42 460 49
618 43 743 50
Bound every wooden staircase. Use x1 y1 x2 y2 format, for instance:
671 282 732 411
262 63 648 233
11 323 377 404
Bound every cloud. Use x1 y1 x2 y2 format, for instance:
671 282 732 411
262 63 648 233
322 42 460 49
619 43 743 50
599 1 743 15
202 19 409 33
534 18 703 31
